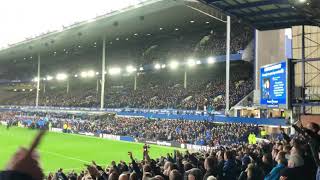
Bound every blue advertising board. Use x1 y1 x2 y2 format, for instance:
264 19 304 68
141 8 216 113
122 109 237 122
260 61 287 108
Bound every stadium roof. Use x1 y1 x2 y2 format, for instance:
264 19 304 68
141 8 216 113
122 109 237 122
201 0 320 30
0 0 226 62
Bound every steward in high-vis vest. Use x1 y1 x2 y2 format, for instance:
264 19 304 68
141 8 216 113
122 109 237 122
260 129 267 138
63 123 68 133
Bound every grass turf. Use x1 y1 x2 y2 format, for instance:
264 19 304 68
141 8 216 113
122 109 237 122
0 126 179 173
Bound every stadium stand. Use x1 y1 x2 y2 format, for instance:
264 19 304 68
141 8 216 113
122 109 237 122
0 62 253 111
0 112 319 180
0 0 319 179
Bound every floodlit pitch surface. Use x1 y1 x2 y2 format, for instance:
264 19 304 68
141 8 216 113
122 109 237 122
0 126 178 173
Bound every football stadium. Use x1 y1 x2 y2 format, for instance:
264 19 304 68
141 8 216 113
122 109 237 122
0 0 319 179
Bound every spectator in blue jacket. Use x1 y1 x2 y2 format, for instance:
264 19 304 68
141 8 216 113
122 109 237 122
264 151 286 180
222 151 238 180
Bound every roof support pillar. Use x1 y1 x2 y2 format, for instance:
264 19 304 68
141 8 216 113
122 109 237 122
255 29 259 90
184 71 187 89
100 36 106 110
301 25 306 114
225 16 231 115
35 53 41 107
134 74 137 91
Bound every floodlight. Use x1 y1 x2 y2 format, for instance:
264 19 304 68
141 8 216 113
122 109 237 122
33 77 39 82
154 64 161 70
87 70 95 77
56 73 68 81
298 0 306 3
96 72 99 75
187 59 196 67
139 67 144 71
22 89 25 92
169 61 179 69
207 57 215 64
196 60 202 65
74 74 78 78
46 75 53 81
81 71 88 78
109 67 121 75
161 64 166 69
126 65 137 73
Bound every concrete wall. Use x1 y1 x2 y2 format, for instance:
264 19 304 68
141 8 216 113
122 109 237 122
254 29 287 104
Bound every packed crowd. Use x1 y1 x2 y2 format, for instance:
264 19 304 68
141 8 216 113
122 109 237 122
1 116 319 180
51 117 259 146
2 111 258 146
1 65 253 111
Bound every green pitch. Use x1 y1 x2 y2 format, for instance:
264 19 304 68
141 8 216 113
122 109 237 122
0 126 179 173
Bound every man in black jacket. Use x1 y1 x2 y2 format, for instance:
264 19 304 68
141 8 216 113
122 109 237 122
203 156 218 180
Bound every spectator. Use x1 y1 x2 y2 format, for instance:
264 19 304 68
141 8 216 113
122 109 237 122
264 151 286 180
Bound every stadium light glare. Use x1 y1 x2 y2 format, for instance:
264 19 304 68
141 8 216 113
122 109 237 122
96 72 99 75
196 60 202 65
207 57 215 64
87 70 95 77
169 61 179 69
139 67 144 71
126 65 137 73
80 71 88 78
190 20 195 23
161 64 166 69
46 76 53 81
187 58 196 67
33 77 39 82
56 73 68 81
74 74 78 78
298 0 306 2
154 63 161 70
109 67 121 75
